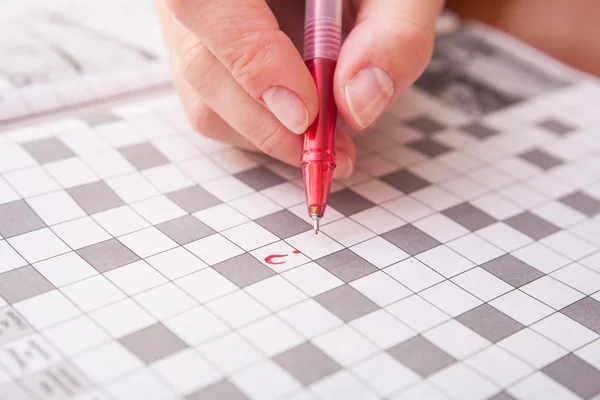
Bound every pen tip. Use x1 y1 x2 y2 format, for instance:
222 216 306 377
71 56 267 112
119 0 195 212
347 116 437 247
312 216 320 234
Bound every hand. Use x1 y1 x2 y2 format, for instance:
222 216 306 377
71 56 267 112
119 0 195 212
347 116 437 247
158 0 445 178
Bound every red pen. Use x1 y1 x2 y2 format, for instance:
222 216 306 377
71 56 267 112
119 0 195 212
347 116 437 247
301 0 342 233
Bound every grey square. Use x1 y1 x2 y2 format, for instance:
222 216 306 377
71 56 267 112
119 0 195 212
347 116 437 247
119 323 188 363
274 342 341 385
381 225 440 256
77 239 140 273
0 200 45 238
407 139 452 158
0 266 54 303
561 297 600 334
481 254 543 288
488 392 516 400
314 284 379 322
504 212 560 240
380 170 431 194
406 116 446 134
82 112 121 126
21 137 75 164
519 149 563 170
213 254 275 288
316 250 377 283
387 335 455 377
234 166 285 191
543 354 600 399
457 304 524 343
255 210 312 239
461 122 499 139
327 189 376 216
156 215 215 245
559 192 600 217
186 380 248 400
118 143 169 170
67 181 125 215
538 118 575 136
442 202 497 231
167 186 221 213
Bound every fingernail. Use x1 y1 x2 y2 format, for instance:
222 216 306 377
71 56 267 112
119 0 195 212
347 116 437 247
262 86 310 134
345 67 394 129
334 151 354 179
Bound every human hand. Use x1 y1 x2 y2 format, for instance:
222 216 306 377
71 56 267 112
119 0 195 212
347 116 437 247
158 0 445 178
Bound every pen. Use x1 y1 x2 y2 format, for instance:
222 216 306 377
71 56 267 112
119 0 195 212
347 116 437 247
301 0 342 234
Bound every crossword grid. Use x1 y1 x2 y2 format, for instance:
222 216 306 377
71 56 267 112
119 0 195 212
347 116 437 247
1 79 600 400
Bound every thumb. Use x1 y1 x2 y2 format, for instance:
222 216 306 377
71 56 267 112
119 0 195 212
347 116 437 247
335 0 444 130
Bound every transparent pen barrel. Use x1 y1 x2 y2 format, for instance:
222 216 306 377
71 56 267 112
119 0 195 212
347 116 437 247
303 0 343 60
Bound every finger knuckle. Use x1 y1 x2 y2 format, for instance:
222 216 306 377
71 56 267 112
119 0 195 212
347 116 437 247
226 30 276 84
256 120 287 156
187 102 220 139
180 42 221 96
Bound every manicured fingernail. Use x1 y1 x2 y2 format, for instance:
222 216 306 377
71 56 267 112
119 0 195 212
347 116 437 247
345 67 394 129
334 151 354 179
262 86 309 134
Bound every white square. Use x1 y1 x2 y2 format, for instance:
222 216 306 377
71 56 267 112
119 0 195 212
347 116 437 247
83 150 135 179
451 268 512 302
350 309 414 349
489 290 553 326
409 159 456 183
14 290 81 330
540 231 597 260
476 222 533 252
45 158 97 189
281 263 343 297
57 128 109 156
4 166 60 197
352 180 402 204
424 319 490 359
392 382 448 400
0 176 20 205
131 195 186 225
471 193 523 220
261 182 305 208
33 252 97 287
385 295 450 332
428 364 498 400
221 222 278 251
511 242 571 274
411 187 462 211
175 268 237 303
500 183 547 208
412 213 469 243
97 121 145 148
469 166 513 190
151 349 220 395
278 299 343 338
61 275 125 312
310 370 378 400
350 271 412 307
466 345 534 387
230 193 284 220
118 227 178 259
312 325 378 367
416 245 475 279
106 173 159 203
89 298 155 337
177 157 228 184
531 202 586 229
350 207 406 235
197 332 262 374
164 306 229 345
52 217 111 249
210 148 259 174
146 247 207 280
245 275 308 312
106 370 172 400
420 281 482 317
134 283 195 320
42 315 110 357
285 231 343 260
27 190 85 226
352 353 419 397
527 174 574 198
551 263 600 295
185 233 244 265
575 339 600 371
202 176 254 202
206 290 270 328
570 219 600 246
382 196 434 222
531 313 597 351
92 205 150 237
0 144 36 173
151 136 200 163
142 164 194 193
521 276 584 310
447 234 504 265
350 237 409 269
441 176 488 201
0 240 27 273
357 155 398 176
250 241 311 273
8 228 70 264
193 203 249 232
231 360 301 400
320 218 375 247
385 258 444 293
105 261 167 296
498 328 568 369
508 372 581 400
73 342 143 385
239 315 304 356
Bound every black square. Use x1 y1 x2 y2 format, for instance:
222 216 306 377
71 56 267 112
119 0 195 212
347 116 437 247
156 215 215 245
119 323 188 363
381 225 440 256
0 266 54 303
542 354 600 399
559 191 600 217
461 122 499 139
457 304 524 343
316 250 377 283
481 254 543 287
519 149 563 170
213 253 275 288
537 118 576 136
387 335 455 377
77 239 140 273
407 139 452 158
234 166 285 191
561 297 600 334
167 186 221 213
314 285 379 322
0 200 45 238
255 210 312 239
21 137 75 164
405 116 446 134
504 212 560 240
326 189 376 216
380 170 431 194
119 143 169 170
273 342 341 385
67 181 125 215
186 380 247 400
442 202 496 231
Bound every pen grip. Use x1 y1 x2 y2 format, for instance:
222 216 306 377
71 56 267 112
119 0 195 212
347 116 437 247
303 0 343 61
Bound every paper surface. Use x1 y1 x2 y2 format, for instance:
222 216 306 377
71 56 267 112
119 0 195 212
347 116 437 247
1 6 600 400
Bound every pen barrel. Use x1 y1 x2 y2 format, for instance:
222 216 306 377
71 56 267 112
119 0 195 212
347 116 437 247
303 0 343 61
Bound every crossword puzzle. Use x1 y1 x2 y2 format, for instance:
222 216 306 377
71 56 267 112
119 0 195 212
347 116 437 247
1 22 600 400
